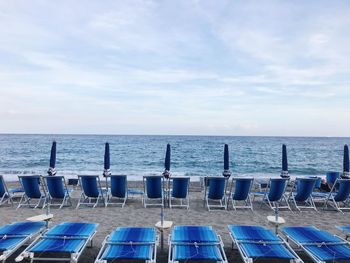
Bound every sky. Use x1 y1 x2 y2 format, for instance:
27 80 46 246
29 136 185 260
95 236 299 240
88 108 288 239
0 1 350 136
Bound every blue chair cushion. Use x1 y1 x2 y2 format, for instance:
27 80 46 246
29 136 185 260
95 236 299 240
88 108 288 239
228 225 280 242
282 226 342 243
29 238 86 253
240 243 296 259
172 228 218 243
101 244 153 260
45 222 98 237
109 227 156 243
304 244 350 261
0 222 45 236
0 236 26 251
173 244 223 261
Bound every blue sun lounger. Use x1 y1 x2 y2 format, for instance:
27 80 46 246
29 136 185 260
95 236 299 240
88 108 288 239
0 175 14 206
282 226 350 262
17 175 47 209
228 225 303 263
336 226 350 240
323 179 350 212
0 221 45 262
76 175 106 208
168 226 228 263
106 175 128 208
288 177 318 211
95 227 158 263
43 176 72 209
15 222 98 263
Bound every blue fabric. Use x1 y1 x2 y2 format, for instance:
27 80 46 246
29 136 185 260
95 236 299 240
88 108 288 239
145 176 162 198
0 222 45 236
173 244 223 261
304 244 350 261
172 178 189 199
207 178 226 200
165 144 171 171
0 176 6 196
282 226 342 243
344 144 349 173
49 141 56 169
0 236 26 251
80 176 100 198
232 179 253 201
228 226 279 242
109 227 156 243
326 171 340 185
110 175 127 198
282 144 288 171
128 189 144 195
30 238 86 253
241 243 295 259
268 179 288 201
294 178 317 202
334 180 350 202
102 244 152 260
104 142 110 170
336 226 350 234
172 226 218 243
45 222 98 237
8 187 23 193
19 176 43 199
224 144 229 170
45 176 66 199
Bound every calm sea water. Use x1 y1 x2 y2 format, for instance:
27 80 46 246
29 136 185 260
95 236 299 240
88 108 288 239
0 134 349 181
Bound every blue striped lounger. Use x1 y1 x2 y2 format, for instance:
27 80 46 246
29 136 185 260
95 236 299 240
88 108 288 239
282 226 350 262
15 222 98 262
336 226 350 240
94 227 158 263
169 226 228 263
0 221 45 262
228 225 303 263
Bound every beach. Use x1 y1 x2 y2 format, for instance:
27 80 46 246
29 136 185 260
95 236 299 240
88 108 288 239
2 181 349 263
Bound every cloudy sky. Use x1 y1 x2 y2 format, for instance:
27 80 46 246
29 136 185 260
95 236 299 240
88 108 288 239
0 1 349 136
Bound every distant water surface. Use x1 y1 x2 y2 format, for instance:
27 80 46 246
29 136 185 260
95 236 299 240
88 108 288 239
0 134 348 181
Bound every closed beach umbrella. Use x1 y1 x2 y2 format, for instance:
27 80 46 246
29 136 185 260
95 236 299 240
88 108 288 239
103 142 111 176
163 144 171 179
281 144 289 178
48 141 57 176
343 144 349 175
223 144 231 177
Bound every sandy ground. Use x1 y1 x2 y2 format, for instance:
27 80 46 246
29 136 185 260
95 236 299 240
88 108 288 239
1 181 350 263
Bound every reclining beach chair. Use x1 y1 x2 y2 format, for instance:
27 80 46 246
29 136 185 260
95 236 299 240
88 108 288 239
253 178 291 210
0 175 14 206
282 226 350 263
336 226 350 240
288 177 317 211
227 177 254 211
43 176 72 209
17 175 47 209
143 176 164 208
95 227 158 263
16 222 98 263
168 225 228 263
76 175 105 208
0 221 46 262
105 175 128 207
228 225 303 263
169 177 190 209
204 177 228 211
323 179 350 212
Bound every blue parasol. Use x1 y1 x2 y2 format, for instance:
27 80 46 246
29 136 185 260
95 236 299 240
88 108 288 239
103 142 111 177
343 144 349 177
163 144 171 178
223 144 231 177
47 141 57 176
281 144 289 178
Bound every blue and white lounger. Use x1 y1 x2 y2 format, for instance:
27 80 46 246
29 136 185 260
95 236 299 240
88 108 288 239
95 227 158 263
0 221 45 262
282 226 350 262
228 225 303 263
16 222 98 262
168 226 228 263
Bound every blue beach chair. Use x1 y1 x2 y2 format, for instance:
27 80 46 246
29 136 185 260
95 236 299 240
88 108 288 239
323 179 350 212
143 176 164 208
16 222 98 263
0 221 46 262
168 226 228 263
0 175 14 206
282 226 350 263
204 177 228 211
228 225 303 263
336 226 350 240
253 178 291 210
228 177 254 211
17 175 47 209
95 227 158 263
43 176 72 209
169 177 190 209
76 175 106 208
106 175 128 208
288 177 317 211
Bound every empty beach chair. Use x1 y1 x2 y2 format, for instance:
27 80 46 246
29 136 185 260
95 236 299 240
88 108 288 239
95 227 158 263
227 177 254 211
0 175 13 206
0 221 45 262
106 175 128 207
336 226 350 240
204 177 228 211
253 178 291 210
143 176 164 208
326 171 341 186
76 175 105 208
323 179 350 212
228 225 303 263
16 222 98 263
282 226 350 263
288 177 317 211
43 176 72 209
169 177 190 209
17 175 47 209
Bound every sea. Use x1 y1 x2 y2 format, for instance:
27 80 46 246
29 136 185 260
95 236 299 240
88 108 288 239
0 134 349 181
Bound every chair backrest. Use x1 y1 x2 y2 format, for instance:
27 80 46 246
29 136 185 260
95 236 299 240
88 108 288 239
294 177 317 202
207 177 227 200
144 176 163 198
0 175 6 196
110 175 127 198
79 175 100 198
44 176 66 199
326 171 340 186
333 179 350 202
231 178 253 201
312 176 322 189
18 175 43 199
267 178 288 202
171 177 190 198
